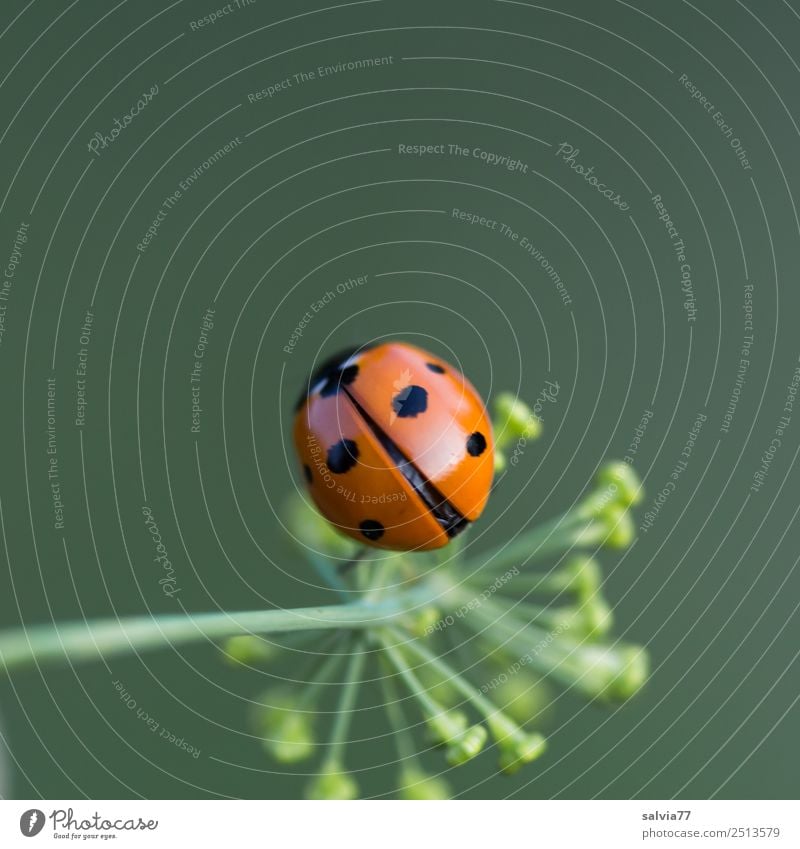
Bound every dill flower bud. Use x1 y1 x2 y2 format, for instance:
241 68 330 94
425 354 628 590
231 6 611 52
599 504 635 549
486 713 547 775
563 643 649 700
426 707 488 764
255 689 315 764
596 461 643 508
397 765 452 800
221 635 276 667
445 724 488 766
406 607 443 639
425 707 468 746
545 554 603 598
490 672 554 729
493 392 542 472
577 597 614 639
306 763 359 800
599 645 649 700
493 392 543 445
285 494 359 558
497 731 547 775
540 600 613 639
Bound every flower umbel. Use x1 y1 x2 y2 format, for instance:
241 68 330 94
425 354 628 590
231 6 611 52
247 419 648 796
0 394 648 799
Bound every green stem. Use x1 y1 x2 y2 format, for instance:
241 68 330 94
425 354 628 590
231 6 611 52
365 553 407 601
296 638 349 710
0 584 437 675
448 584 593 635
465 514 604 573
460 600 570 666
307 552 351 599
381 639 442 717
323 643 366 766
380 669 417 764
462 600 646 701
486 569 576 596
393 630 499 721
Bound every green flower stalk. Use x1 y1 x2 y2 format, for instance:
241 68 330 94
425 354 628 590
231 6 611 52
0 587 440 673
253 647 346 764
285 495 360 560
381 639 487 766
509 598 614 640
0 390 649 799
461 600 649 702
469 465 640 576
381 673 453 800
304 645 365 799
510 554 603 599
395 631 547 775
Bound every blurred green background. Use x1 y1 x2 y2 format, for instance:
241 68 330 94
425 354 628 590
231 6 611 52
0 0 798 799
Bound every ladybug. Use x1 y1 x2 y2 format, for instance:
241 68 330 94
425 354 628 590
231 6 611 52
293 342 494 551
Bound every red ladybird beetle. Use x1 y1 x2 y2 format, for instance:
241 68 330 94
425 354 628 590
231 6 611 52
293 342 494 551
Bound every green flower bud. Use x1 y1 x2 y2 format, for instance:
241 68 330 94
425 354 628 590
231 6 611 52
578 489 612 520
600 504 635 549
305 763 359 800
547 555 603 598
497 731 547 775
262 726 315 764
398 765 452 800
406 606 443 639
426 706 487 764
425 708 468 746
581 597 614 639
221 635 276 667
596 461 643 508
493 393 542 444
255 689 315 764
490 673 554 730
445 723 488 766
540 600 613 640
486 713 547 775
563 643 649 701
285 494 359 558
602 645 649 700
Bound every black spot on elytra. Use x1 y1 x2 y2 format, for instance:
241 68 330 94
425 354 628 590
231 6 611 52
392 385 428 418
426 362 445 374
295 344 374 411
326 439 359 474
359 520 385 541
466 431 487 457
320 363 358 397
303 464 312 484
